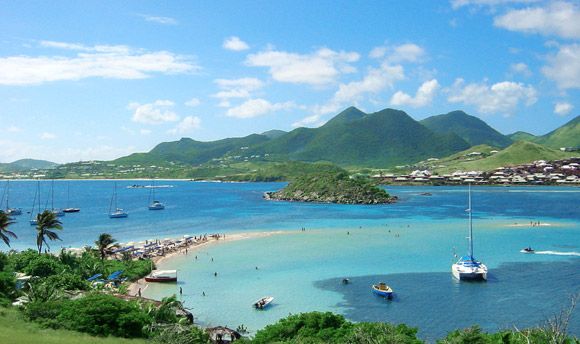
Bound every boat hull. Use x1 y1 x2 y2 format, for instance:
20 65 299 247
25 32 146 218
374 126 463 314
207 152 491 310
452 264 487 281
371 285 393 299
253 296 274 309
63 208 80 213
145 276 177 282
109 213 128 218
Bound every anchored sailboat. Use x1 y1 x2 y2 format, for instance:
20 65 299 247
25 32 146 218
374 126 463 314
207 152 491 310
109 182 128 218
49 180 65 217
451 184 488 281
63 182 80 213
3 180 22 216
148 180 165 210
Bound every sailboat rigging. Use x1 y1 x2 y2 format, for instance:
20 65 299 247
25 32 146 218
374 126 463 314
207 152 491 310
3 180 22 216
29 180 41 226
109 182 128 218
63 182 80 213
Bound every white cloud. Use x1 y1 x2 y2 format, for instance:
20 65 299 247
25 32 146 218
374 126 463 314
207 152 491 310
223 36 249 51
447 78 537 115
139 14 178 25
554 102 573 116
170 116 201 134
334 63 405 104
7 126 21 133
213 77 264 106
185 98 201 107
226 98 295 118
510 62 532 77
0 139 137 163
246 48 359 85
451 0 540 10
140 129 152 135
0 41 196 85
369 43 425 63
494 1 580 39
129 100 180 124
40 132 56 140
542 44 580 89
390 79 440 108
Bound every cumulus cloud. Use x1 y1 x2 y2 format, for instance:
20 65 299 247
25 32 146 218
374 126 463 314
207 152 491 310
542 44 580 89
213 77 264 107
334 63 405 104
510 62 532 77
292 114 325 128
494 1 580 39
0 41 196 85
246 48 359 85
40 132 56 140
129 100 180 124
554 102 573 116
369 43 425 63
447 78 537 115
139 14 178 25
223 36 249 51
226 98 295 118
390 79 440 108
170 116 202 134
185 98 201 107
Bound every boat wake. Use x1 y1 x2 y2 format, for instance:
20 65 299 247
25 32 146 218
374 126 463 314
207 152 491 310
534 251 580 257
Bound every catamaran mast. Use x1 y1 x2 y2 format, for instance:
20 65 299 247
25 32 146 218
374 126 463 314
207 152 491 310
468 183 473 258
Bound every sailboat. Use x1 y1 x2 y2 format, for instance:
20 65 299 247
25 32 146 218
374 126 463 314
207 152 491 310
4 180 22 216
109 182 128 218
148 180 165 210
29 180 41 226
49 180 65 217
451 184 488 281
63 182 80 213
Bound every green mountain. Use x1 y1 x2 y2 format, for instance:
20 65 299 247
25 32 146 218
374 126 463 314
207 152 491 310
0 159 58 172
533 115 580 148
250 108 470 167
115 134 271 166
420 110 512 148
507 131 536 142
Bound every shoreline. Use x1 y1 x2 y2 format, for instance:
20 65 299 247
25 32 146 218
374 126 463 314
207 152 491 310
127 230 289 297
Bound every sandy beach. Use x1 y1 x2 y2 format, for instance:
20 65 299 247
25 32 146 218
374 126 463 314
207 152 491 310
127 230 289 296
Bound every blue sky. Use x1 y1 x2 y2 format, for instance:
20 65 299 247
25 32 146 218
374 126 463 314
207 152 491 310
0 0 578 163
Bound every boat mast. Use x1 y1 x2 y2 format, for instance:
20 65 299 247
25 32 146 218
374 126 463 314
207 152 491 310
468 183 473 258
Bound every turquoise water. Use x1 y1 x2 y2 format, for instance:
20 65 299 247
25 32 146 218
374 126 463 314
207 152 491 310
2 181 579 340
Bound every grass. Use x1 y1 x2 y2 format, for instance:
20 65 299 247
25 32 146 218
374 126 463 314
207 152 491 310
0 307 148 344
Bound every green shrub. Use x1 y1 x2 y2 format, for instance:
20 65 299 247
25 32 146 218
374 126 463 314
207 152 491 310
56 293 152 338
252 312 353 344
0 271 16 300
23 254 66 278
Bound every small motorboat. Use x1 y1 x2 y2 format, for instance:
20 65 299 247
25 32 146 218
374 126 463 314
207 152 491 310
63 208 80 213
145 270 177 282
371 282 393 299
521 246 535 254
342 278 350 285
253 296 274 309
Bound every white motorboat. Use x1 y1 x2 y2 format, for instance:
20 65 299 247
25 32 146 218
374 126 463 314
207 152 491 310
253 296 274 309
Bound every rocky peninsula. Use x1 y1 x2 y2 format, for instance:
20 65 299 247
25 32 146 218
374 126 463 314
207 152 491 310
264 171 397 204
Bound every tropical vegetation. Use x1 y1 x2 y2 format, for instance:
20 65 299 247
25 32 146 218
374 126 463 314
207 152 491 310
0 211 17 247
34 210 63 254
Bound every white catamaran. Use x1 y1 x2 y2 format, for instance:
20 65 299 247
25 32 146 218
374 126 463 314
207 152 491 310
452 184 488 281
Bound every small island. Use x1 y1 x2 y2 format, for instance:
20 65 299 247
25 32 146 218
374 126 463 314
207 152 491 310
264 171 397 204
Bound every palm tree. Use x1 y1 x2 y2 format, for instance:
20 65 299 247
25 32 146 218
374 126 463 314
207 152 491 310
95 233 117 260
35 210 63 254
0 210 17 247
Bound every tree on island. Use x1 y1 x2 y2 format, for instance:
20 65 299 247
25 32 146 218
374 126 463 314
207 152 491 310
0 211 17 247
34 210 62 254
95 233 118 260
